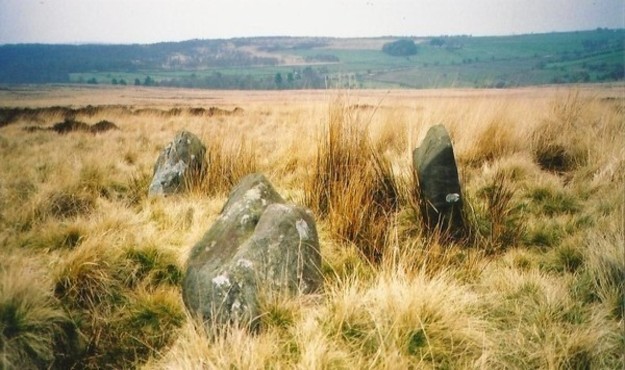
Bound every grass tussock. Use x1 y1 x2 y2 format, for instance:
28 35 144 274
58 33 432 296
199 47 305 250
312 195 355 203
319 271 490 368
121 245 183 289
188 133 258 196
0 256 80 369
51 239 186 368
480 267 623 369
467 171 526 254
0 86 623 368
53 241 122 311
577 227 625 321
531 91 591 173
99 287 184 366
47 189 96 219
305 97 399 263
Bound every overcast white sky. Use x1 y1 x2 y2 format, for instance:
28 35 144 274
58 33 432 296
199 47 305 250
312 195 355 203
0 0 623 44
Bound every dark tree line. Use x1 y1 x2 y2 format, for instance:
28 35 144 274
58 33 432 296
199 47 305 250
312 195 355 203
0 40 279 83
157 66 325 90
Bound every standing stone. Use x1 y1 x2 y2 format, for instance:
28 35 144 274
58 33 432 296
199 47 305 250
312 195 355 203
183 173 322 332
149 130 206 196
413 124 465 238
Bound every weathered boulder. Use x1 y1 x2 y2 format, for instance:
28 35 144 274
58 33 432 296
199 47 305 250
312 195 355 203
413 124 465 237
149 130 206 196
183 173 322 332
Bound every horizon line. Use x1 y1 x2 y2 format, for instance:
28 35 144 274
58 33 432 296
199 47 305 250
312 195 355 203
1 27 622 47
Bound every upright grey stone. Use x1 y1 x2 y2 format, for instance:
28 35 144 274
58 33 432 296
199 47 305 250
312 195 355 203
413 124 464 238
149 130 206 196
183 173 322 332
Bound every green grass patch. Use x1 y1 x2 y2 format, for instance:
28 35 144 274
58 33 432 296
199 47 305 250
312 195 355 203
528 187 581 216
121 245 183 288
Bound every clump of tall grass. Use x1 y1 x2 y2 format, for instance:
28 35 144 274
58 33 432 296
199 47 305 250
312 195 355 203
531 92 590 173
305 97 399 263
121 170 152 206
382 231 486 283
467 171 526 254
52 239 185 368
94 288 184 368
0 256 80 369
189 133 258 196
147 316 289 369
36 163 122 223
574 227 625 321
321 270 491 368
480 266 622 368
53 241 122 311
18 220 86 250
47 190 96 219
120 244 183 289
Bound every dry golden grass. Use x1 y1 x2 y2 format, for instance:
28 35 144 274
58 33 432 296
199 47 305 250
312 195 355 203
0 84 623 369
304 96 400 262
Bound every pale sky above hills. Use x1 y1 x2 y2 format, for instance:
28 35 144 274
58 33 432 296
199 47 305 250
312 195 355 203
0 0 623 44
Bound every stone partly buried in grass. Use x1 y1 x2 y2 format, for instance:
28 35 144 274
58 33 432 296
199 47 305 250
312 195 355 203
413 124 465 239
149 130 207 196
183 173 322 332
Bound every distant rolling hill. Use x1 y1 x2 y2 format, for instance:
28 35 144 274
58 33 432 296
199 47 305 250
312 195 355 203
0 29 623 89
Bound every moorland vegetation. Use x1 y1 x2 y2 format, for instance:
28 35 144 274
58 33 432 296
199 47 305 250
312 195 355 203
0 86 623 368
